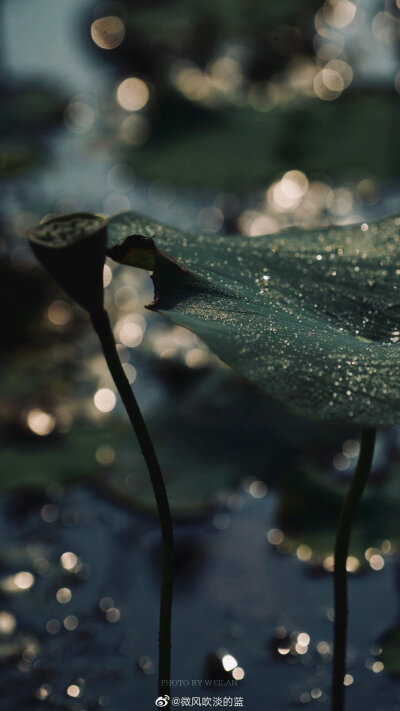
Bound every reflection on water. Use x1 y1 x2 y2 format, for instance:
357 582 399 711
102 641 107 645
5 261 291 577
0 484 399 710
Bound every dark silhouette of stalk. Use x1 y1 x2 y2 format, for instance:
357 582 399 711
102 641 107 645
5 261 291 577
331 428 376 711
91 308 174 707
28 214 174 707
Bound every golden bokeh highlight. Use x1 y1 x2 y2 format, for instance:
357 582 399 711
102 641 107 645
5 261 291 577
91 16 125 50
27 409 56 436
117 78 150 112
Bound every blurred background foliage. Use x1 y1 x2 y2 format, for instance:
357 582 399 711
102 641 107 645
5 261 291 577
85 0 400 190
1 0 400 708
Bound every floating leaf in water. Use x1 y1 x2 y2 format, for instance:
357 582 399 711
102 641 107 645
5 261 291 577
106 211 400 428
275 463 400 565
379 626 400 677
98 373 267 517
101 442 238 518
0 428 111 492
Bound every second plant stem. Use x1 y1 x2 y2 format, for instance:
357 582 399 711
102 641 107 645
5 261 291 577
91 308 174 704
331 427 376 711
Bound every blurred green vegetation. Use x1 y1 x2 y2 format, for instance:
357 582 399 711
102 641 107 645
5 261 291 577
90 0 399 188
0 84 65 178
91 0 319 78
125 93 399 188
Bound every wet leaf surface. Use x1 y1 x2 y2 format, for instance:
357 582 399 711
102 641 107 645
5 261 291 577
107 211 400 428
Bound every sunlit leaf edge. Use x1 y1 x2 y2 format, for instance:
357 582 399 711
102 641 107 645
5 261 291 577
106 211 400 429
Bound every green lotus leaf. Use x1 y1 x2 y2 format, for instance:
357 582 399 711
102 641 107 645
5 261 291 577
97 373 267 517
0 427 110 492
275 464 400 565
105 211 400 428
379 625 400 677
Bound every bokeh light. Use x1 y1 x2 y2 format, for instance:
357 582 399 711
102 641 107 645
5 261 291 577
91 16 125 50
117 78 150 112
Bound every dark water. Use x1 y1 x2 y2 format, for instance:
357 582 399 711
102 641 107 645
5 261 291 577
1 483 400 710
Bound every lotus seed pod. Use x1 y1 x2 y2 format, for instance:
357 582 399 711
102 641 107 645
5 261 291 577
28 213 107 315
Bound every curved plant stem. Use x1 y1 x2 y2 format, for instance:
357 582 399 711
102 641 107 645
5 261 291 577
331 428 376 711
91 308 174 706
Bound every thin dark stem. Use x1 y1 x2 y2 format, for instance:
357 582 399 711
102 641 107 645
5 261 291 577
91 308 174 706
331 428 376 711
